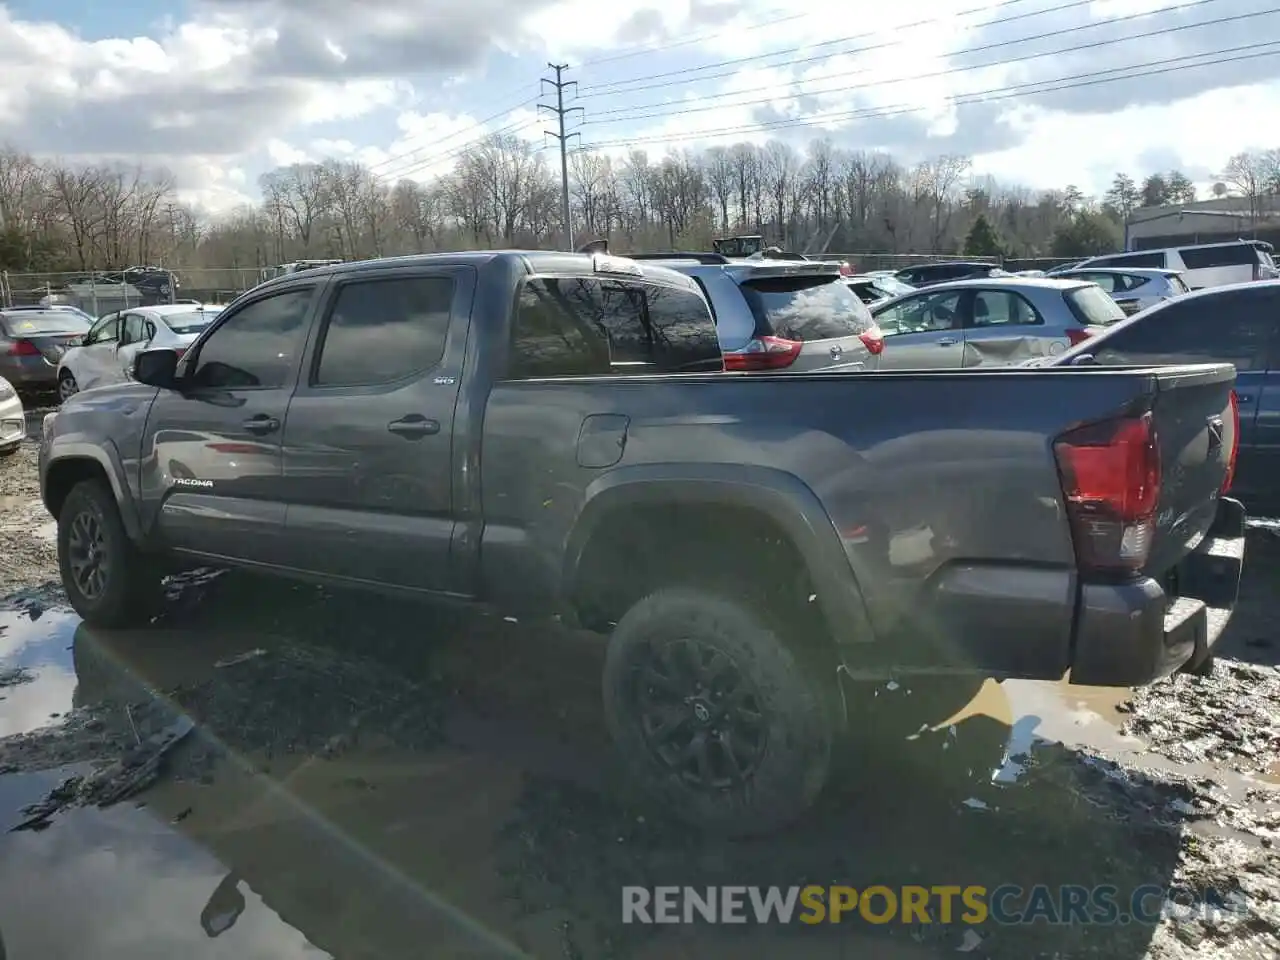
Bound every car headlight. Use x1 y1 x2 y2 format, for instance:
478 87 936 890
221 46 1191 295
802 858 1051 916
0 377 14 400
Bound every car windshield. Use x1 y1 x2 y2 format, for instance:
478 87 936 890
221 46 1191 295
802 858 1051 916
872 276 916 297
739 275 876 340
163 309 220 335
1065 285 1127 327
0 312 91 335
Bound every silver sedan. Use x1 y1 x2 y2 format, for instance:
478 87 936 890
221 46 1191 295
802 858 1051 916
869 276 1127 369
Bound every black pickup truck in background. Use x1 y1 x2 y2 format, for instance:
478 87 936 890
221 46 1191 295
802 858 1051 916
38 251 1246 834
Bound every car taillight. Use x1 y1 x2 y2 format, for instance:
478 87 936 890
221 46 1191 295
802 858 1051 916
7 339 40 356
838 262 853 277
1222 390 1240 494
858 326 884 356
171 347 187 359
1054 412 1160 575
723 336 802 371
1066 328 1092 346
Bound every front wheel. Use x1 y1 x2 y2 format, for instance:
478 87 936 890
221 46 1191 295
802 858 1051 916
602 587 834 836
58 370 78 403
57 479 160 627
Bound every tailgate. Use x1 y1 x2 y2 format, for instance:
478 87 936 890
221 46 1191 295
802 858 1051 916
1144 364 1237 576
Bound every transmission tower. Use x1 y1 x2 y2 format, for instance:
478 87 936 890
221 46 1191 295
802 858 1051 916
539 63 583 250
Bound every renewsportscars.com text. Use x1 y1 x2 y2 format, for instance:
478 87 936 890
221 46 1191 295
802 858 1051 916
622 885 1246 926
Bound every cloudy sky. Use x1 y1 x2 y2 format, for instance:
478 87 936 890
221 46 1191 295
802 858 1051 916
2 0 1277 212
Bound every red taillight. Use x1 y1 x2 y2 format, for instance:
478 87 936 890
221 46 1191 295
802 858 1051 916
724 335 802 371
1066 328 1093 346
838 262 853 277
171 347 187 359
1222 390 1240 494
858 326 884 356
1054 413 1160 574
8 339 40 356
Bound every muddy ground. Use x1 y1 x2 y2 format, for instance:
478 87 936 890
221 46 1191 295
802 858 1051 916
1 420 1279 960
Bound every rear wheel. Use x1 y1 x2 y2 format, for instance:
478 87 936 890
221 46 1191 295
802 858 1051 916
58 370 78 403
58 479 160 627
602 587 833 836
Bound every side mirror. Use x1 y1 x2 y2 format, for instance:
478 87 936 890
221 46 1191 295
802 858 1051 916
134 348 181 389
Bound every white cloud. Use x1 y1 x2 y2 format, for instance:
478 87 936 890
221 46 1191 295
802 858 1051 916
0 0 1277 211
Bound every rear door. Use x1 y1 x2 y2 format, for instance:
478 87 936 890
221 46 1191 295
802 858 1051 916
116 312 155 383
140 284 319 564
873 288 969 369
280 266 473 592
961 287 1052 366
735 271 879 371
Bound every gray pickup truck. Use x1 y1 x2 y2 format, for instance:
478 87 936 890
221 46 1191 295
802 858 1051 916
39 250 1246 834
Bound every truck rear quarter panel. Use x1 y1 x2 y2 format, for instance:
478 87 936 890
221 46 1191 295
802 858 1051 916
477 370 1165 673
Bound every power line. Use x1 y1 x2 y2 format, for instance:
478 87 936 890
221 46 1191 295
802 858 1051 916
581 41 1280 150
377 115 545 183
539 64 583 249
581 4 1268 127
574 0 1058 96
577 10 819 68
368 94 538 178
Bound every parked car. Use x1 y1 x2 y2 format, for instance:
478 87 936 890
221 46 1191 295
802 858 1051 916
630 253 882 371
1043 260 1087 276
869 276 1127 368
1043 278 1280 506
892 261 1007 288
0 375 23 457
844 274 916 305
0 308 92 397
56 304 224 401
105 266 178 302
39 250 1245 835
1050 267 1189 316
1073 240 1278 290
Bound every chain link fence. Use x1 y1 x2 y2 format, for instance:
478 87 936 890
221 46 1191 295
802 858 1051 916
1 271 179 317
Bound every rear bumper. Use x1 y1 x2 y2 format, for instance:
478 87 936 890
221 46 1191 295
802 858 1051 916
0 357 58 388
1069 497 1246 686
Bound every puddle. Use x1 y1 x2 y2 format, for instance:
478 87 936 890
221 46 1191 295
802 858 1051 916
0 606 80 738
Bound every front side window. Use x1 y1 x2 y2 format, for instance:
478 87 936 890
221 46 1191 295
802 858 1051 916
875 291 964 336
187 288 313 389
313 276 454 387
84 314 120 345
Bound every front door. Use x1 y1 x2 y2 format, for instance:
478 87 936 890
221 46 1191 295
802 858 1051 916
75 313 121 389
280 266 474 593
117 312 156 383
874 290 969 369
139 285 320 565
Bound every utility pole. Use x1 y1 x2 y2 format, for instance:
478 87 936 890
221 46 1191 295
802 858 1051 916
539 63 582 250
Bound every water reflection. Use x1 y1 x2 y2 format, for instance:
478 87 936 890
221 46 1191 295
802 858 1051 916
0 607 79 738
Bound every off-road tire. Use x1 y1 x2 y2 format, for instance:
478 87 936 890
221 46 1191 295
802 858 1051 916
602 587 833 836
58 479 160 627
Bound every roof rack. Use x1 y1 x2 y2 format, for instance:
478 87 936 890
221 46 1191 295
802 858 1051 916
625 252 731 264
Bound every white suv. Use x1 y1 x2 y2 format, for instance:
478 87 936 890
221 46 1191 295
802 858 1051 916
1075 240 1277 290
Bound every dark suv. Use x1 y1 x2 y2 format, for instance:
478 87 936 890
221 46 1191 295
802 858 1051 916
894 261 1006 288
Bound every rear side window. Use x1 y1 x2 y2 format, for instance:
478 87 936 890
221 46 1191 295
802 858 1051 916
739 275 875 341
1090 252 1165 269
1065 286 1127 327
970 290 1043 327
314 276 453 387
1088 290 1274 371
1177 244 1257 270
508 277 719 378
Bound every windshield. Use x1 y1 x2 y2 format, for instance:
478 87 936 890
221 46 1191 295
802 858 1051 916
739 275 876 341
0 312 92 335
1065 285 1126 327
164 309 220 335
872 276 916 297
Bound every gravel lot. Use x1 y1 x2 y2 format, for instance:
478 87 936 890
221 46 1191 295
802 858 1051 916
1 423 1278 960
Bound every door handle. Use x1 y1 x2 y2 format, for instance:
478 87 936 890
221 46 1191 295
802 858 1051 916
242 415 280 435
388 415 440 438
937 337 958 346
